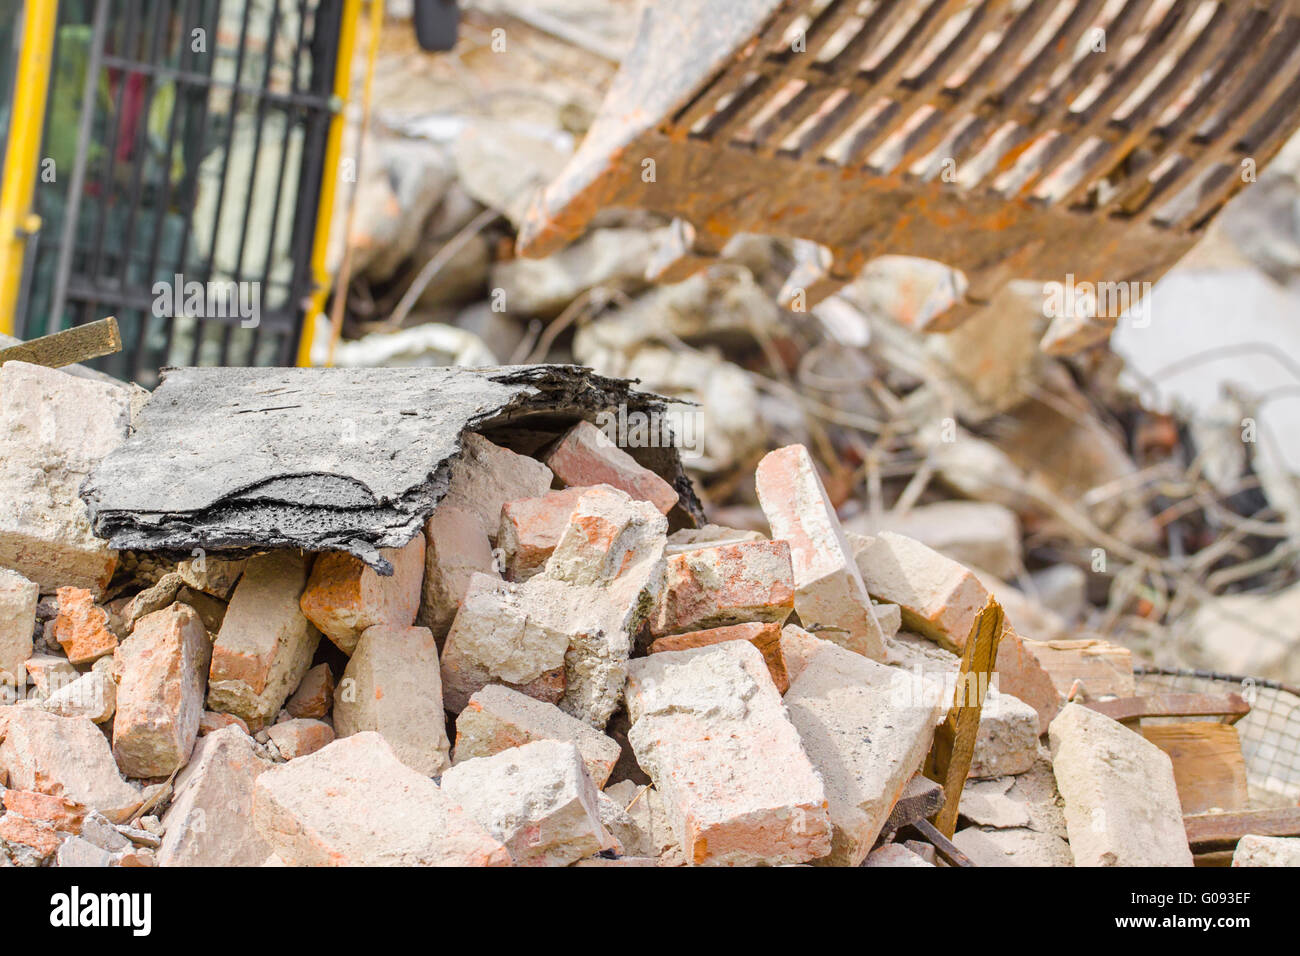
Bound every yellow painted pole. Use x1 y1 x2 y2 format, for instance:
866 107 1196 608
0 0 60 336
295 0 380 367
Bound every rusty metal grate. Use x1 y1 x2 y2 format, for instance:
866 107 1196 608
1134 664 1300 803
518 0 1300 346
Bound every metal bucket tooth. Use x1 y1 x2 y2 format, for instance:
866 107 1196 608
519 0 1300 349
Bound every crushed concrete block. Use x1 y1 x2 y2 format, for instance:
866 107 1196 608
971 689 1040 779
625 640 832 865
24 654 77 697
418 504 499 638
439 573 588 713
116 573 184 636
778 623 840 687
756 445 885 659
864 844 934 867
1049 702 1192 867
851 531 987 653
784 642 942 866
452 684 621 788
498 487 589 581
0 568 37 685
847 501 1022 581
959 777 1031 829
37 658 115 723
176 555 246 600
207 552 321 731
594 791 638 855
440 739 614 866
604 780 679 860
650 540 794 636
299 536 424 655
112 603 212 778
50 587 117 665
253 732 511 866
0 709 140 822
440 432 555 541
0 362 132 594
199 711 249 736
56 836 113 867
286 663 334 720
158 726 274 866
650 621 789 693
266 718 335 760
334 624 449 775
1232 835 1300 867
953 826 1074 867
545 420 679 514
873 601 902 640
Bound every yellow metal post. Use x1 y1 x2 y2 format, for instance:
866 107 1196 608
0 0 60 336
296 0 382 367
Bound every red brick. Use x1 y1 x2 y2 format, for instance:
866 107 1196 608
649 622 790 693
651 540 794 636
545 420 678 514
50 586 117 665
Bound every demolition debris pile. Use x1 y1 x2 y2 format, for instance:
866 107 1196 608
1 358 1297 867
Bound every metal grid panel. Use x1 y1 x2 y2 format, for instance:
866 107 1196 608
520 0 1300 326
19 0 342 384
1134 664 1300 802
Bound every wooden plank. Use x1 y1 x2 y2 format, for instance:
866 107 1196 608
909 818 976 868
0 316 120 370
1184 808 1300 853
924 595 1004 838
1085 693 1250 724
1142 722 1249 815
1024 637 1135 700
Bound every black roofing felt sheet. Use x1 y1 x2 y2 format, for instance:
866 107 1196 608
82 365 701 573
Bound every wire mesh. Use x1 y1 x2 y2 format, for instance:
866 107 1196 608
1133 664 1300 803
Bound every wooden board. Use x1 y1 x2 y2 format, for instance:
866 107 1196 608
1185 807 1300 853
1085 693 1250 725
1023 637 1135 700
1142 723 1248 815
0 317 120 369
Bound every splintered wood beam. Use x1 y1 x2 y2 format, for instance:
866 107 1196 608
924 594 1005 838
0 316 121 370
1083 693 1251 725
880 773 945 839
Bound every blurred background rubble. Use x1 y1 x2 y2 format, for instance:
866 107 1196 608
316 0 1300 747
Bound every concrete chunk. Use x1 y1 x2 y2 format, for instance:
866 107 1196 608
1232 835 1300 867
36 659 116 723
334 624 449 775
440 432 554 541
0 708 140 822
453 684 621 788
299 536 424 655
784 642 942 866
953 826 1074 867
756 445 885 659
650 540 794 636
207 552 321 730
112 603 212 778
418 504 499 638
158 726 273 867
0 568 37 685
0 362 131 594
545 420 678 514
626 640 832 866
253 732 511 866
440 739 614 866
1049 702 1192 867
970 689 1040 779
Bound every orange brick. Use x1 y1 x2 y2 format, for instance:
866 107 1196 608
650 622 790 693
545 420 678 514
50 586 117 665
651 540 795 636
0 813 61 859
2 790 85 833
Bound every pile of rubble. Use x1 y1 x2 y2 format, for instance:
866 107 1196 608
2 357 1296 867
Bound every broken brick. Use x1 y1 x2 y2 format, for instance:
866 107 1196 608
267 718 335 761
0 568 37 685
417 504 499 639
649 621 789 693
285 663 335 720
498 487 589 581
50 586 117 665
299 536 425 656
438 432 555 541
545 420 678 514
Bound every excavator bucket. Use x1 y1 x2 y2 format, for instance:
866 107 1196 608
517 0 1300 352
